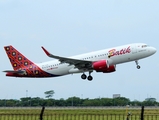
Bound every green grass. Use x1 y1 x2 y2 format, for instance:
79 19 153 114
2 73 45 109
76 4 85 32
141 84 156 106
0 108 159 120
0 108 157 115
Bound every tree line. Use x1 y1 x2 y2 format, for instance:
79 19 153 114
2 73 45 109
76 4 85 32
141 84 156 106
0 97 158 107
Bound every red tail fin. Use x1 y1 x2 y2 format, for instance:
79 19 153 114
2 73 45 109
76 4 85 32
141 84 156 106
4 45 34 70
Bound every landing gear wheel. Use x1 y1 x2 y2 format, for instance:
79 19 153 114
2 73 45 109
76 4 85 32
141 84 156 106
137 65 140 69
81 74 87 80
135 60 140 69
87 76 93 81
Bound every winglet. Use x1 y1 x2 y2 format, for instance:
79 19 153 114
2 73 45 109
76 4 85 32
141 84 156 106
41 46 51 56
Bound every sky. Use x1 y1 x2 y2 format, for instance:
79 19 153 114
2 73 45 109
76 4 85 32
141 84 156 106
0 0 159 102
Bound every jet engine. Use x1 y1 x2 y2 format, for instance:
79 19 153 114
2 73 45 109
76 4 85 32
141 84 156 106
93 60 116 73
102 65 116 73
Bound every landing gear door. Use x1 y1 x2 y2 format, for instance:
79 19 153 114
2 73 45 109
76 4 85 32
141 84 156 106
132 44 137 54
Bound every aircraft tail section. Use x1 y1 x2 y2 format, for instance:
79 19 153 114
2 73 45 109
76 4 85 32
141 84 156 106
4 45 34 70
4 45 58 78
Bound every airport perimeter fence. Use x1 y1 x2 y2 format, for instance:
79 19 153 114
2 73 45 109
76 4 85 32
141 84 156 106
0 114 159 120
0 106 158 120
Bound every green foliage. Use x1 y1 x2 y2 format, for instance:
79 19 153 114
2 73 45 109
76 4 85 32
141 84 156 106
66 97 81 106
131 100 142 106
0 96 158 107
142 100 158 106
44 90 55 99
113 97 130 106
83 98 101 106
100 98 113 106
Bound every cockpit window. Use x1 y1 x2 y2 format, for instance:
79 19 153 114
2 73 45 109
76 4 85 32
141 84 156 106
142 45 148 48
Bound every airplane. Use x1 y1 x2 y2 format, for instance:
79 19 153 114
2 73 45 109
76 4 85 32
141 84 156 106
3 43 156 81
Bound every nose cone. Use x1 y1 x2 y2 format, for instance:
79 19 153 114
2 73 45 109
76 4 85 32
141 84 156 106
151 47 157 54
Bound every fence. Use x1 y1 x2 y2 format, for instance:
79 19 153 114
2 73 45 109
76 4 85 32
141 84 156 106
0 106 158 120
0 114 159 120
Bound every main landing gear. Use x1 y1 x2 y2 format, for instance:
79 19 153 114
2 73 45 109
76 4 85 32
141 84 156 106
135 60 140 69
81 71 93 81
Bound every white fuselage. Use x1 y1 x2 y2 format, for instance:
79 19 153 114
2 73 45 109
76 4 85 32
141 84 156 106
37 43 156 76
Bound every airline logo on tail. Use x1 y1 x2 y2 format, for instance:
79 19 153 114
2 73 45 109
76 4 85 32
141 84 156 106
4 46 34 70
4 45 57 77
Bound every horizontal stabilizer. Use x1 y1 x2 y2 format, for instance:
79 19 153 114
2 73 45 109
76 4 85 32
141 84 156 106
3 70 26 74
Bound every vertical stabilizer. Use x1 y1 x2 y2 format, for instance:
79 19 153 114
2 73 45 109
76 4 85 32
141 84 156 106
4 45 34 70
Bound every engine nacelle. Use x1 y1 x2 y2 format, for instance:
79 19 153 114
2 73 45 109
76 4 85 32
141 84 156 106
102 65 116 73
93 60 116 73
93 60 108 71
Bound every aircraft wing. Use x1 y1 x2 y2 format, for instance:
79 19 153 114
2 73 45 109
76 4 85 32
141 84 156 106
41 47 93 69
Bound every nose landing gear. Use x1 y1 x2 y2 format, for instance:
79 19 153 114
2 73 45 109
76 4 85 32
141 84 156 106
135 60 140 69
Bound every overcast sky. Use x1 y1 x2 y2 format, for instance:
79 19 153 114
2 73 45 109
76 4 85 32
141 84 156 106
0 0 159 101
